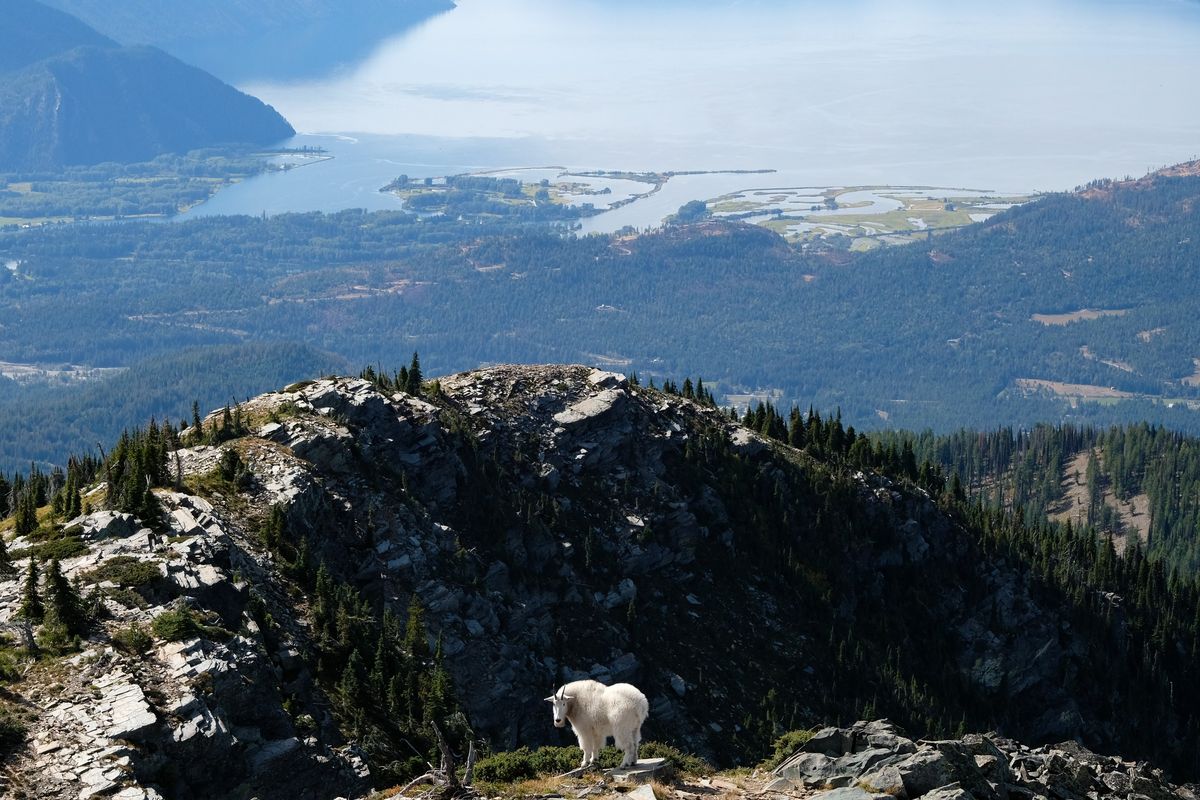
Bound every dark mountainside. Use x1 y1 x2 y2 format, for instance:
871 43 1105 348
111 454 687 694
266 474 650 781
0 0 294 170
40 0 457 81
0 0 115 73
0 365 1196 798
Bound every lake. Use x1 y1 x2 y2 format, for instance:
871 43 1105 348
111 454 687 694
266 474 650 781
185 0 1200 229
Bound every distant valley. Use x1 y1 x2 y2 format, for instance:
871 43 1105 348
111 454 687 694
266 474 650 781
1 164 1199 470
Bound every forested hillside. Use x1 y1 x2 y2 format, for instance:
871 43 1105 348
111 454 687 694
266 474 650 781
0 344 346 473
1 170 1199 469
875 422 1200 578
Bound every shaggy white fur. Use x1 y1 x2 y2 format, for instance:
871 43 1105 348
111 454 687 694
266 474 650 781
545 679 649 768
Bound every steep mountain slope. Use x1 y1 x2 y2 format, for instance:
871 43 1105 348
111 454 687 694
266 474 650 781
0 1 294 170
0 0 114 72
1 365 1196 798
41 0 456 81
880 423 1200 576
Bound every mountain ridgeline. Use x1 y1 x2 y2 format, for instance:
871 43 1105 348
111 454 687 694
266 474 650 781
0 0 294 170
40 0 457 82
0 365 1197 797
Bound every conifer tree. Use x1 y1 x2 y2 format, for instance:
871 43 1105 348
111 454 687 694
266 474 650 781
16 558 43 623
0 528 12 576
39 558 86 650
14 489 38 538
424 635 451 722
405 352 423 395
404 595 429 718
338 649 365 706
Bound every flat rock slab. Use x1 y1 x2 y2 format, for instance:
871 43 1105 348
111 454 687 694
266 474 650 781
812 788 894 800
625 784 657 800
607 757 670 783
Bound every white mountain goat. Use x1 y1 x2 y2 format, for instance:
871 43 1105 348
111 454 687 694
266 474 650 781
545 679 649 768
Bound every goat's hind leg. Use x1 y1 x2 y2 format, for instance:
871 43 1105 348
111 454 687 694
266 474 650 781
615 729 636 767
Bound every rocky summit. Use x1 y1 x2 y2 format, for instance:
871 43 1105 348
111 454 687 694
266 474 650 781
0 365 1197 798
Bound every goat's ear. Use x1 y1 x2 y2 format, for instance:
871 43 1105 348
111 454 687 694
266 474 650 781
563 695 575 701
544 696 555 702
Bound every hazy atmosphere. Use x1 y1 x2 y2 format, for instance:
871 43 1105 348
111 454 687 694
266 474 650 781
3 2 1200 798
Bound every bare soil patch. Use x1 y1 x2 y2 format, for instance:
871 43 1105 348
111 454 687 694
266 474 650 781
1015 379 1134 399
1137 327 1167 342
1182 358 1200 387
1031 308 1127 326
1047 450 1150 551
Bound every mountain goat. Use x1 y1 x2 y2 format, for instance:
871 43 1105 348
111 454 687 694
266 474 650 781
545 679 649 768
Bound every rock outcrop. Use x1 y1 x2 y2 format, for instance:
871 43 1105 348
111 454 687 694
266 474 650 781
2 364 1197 797
1 494 369 799
772 720 1198 800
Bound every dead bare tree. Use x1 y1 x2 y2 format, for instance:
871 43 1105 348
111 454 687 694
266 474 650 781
395 721 479 799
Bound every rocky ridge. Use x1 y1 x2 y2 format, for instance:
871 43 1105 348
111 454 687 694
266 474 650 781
1 493 369 798
2 364 1198 797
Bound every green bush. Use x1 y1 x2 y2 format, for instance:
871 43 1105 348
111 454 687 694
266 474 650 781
528 745 586 776
83 555 161 587
103 586 147 609
639 741 712 775
151 607 232 643
112 623 153 655
760 728 818 770
11 534 88 562
0 707 27 759
0 649 20 682
472 741 704 784
152 608 204 641
473 746 538 783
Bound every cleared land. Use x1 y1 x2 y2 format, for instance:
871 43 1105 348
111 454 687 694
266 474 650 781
712 186 1033 247
1183 358 1200 387
1047 450 1150 551
1015 379 1135 399
1031 308 1127 325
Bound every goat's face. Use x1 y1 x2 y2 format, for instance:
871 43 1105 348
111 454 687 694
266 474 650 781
544 687 572 728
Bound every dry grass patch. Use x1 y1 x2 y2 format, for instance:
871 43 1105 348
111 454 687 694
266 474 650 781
1031 308 1127 326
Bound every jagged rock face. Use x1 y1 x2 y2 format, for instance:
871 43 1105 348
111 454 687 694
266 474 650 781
175 365 1166 767
1 494 370 799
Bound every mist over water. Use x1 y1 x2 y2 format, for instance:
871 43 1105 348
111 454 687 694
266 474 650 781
205 0 1200 218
